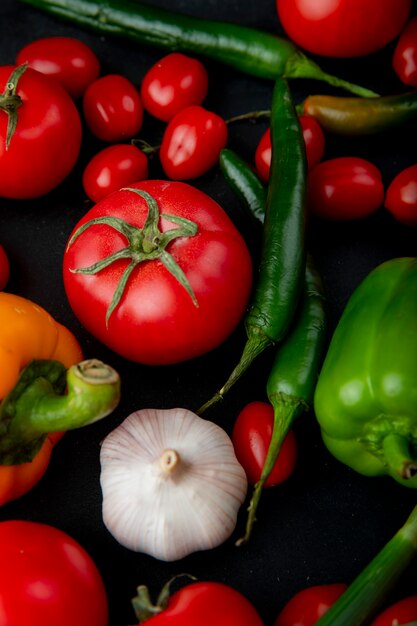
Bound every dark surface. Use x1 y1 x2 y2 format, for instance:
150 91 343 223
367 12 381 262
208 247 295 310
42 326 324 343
1 1 417 624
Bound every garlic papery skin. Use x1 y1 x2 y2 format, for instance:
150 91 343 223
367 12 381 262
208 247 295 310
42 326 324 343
100 407 248 561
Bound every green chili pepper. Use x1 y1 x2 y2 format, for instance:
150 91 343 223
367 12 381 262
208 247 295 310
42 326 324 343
218 147 327 545
302 90 417 135
315 501 417 626
314 257 417 487
19 0 377 97
198 78 307 414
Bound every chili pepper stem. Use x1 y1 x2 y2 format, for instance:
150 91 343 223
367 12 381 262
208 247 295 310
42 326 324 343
0 359 120 464
284 53 379 98
197 334 272 415
236 398 302 546
314 503 417 626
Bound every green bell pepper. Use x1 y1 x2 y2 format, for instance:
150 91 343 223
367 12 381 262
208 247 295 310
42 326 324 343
314 257 417 488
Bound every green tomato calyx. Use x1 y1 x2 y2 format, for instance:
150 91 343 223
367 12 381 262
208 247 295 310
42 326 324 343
0 64 28 150
67 187 199 326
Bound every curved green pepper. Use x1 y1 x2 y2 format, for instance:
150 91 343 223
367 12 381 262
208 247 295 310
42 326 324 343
314 257 417 488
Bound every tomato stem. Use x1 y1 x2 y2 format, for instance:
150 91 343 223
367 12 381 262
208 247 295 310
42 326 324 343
0 64 28 150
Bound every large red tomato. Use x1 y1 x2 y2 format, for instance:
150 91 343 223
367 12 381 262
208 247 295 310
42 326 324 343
63 180 253 364
134 581 265 626
0 520 108 626
369 595 417 626
0 65 82 198
276 0 412 58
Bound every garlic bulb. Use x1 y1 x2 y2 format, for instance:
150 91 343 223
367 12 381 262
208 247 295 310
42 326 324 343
100 407 248 561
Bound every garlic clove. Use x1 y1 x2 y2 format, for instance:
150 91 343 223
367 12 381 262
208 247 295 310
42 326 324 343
100 407 247 561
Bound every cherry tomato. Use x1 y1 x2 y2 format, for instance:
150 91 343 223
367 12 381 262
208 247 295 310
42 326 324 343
232 401 298 486
82 143 149 203
307 157 384 221
276 0 412 58
137 581 264 626
0 244 10 290
0 65 82 199
63 180 252 365
16 36 100 99
393 16 417 87
159 105 228 180
140 52 209 122
369 595 417 626
274 583 348 626
83 74 143 142
255 115 325 182
385 163 417 227
0 520 108 626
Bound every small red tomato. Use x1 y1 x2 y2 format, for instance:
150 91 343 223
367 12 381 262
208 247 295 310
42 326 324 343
276 0 411 58
232 401 298 487
141 52 209 122
274 583 348 626
307 157 384 221
385 163 417 227
16 36 100 99
82 143 149 203
0 244 10 290
255 115 325 182
159 105 228 180
369 595 417 626
83 74 143 142
393 16 417 87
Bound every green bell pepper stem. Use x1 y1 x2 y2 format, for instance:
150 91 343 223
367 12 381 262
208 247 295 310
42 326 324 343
315 502 417 626
18 0 378 97
0 359 120 465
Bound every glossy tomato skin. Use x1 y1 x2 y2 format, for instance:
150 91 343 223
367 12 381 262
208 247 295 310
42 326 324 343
82 143 149 203
276 0 411 58
393 16 417 87
274 583 348 626
63 180 252 365
232 401 298 486
83 74 143 142
159 105 228 180
144 581 264 626
141 52 209 122
255 115 325 182
16 36 100 98
307 157 384 221
0 65 82 199
369 595 417 626
385 163 417 227
0 244 10 290
0 520 108 626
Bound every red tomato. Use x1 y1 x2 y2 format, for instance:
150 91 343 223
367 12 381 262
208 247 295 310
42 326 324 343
82 143 149 203
307 157 384 221
274 583 348 626
393 16 417 87
369 595 417 626
0 244 10 290
385 164 417 227
232 401 298 486
16 36 100 99
159 105 228 180
255 115 325 182
276 0 412 58
0 520 108 626
140 52 209 122
0 65 82 199
63 180 252 365
83 74 143 142
138 581 264 626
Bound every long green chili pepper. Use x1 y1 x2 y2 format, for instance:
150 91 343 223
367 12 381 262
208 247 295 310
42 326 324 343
302 90 417 135
315 502 417 626
218 147 326 545
198 78 307 415
19 0 377 98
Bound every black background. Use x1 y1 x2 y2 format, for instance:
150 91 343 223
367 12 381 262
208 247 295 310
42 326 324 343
1 1 417 624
